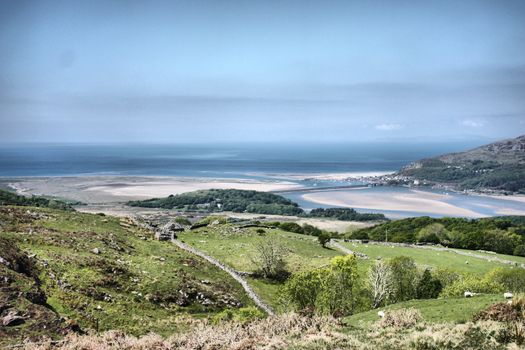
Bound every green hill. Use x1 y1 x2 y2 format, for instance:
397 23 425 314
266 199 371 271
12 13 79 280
350 216 525 256
0 206 253 347
127 188 386 220
399 134 525 193
0 188 74 211
128 188 304 215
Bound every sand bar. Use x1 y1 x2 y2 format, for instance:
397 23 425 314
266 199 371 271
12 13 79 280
302 188 487 217
3 176 302 204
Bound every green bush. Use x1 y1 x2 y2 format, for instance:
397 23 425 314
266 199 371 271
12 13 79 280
388 256 419 302
174 216 191 226
279 222 304 234
282 255 363 316
416 269 442 299
514 244 525 257
485 268 525 293
440 275 505 297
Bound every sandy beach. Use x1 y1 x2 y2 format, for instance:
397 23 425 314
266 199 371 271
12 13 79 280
3 176 302 204
302 188 489 217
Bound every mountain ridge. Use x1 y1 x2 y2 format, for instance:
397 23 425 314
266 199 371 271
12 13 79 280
399 134 525 193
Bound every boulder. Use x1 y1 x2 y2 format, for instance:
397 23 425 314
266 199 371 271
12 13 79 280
2 311 25 326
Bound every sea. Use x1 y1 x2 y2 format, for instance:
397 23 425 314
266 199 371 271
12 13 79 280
0 142 524 218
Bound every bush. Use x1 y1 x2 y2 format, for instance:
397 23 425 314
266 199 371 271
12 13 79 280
440 275 505 297
417 223 450 244
251 238 289 281
388 256 419 302
514 244 525 257
282 255 363 316
433 267 462 289
302 223 322 236
174 216 191 226
279 222 304 234
378 308 423 328
485 268 525 293
318 232 331 248
416 269 442 299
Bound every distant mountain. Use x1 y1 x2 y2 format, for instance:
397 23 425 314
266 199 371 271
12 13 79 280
399 135 525 193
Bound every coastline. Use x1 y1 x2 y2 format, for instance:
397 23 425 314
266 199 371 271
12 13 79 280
2 175 524 219
1 175 303 204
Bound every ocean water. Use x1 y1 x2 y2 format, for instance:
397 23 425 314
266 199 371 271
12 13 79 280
0 142 479 177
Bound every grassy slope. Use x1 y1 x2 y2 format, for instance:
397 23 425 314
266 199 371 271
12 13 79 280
0 206 253 341
345 294 502 326
453 248 525 264
178 226 343 308
339 241 514 275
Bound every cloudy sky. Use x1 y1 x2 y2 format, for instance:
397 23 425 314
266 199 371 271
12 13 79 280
1 0 524 144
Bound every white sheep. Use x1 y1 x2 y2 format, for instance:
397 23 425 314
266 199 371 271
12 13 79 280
464 291 475 298
377 310 385 318
504 292 513 299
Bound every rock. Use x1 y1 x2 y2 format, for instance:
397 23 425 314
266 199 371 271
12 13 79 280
92 248 100 254
0 256 9 267
2 312 25 326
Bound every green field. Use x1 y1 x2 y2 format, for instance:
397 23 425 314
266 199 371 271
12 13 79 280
179 227 342 273
339 241 514 275
179 226 343 308
345 294 503 326
453 248 525 265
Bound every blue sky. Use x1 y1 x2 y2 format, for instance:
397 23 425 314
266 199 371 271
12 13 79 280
1 0 524 143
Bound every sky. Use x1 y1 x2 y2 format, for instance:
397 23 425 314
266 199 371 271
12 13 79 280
1 0 525 144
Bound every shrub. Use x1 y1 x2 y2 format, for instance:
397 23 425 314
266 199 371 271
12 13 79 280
416 269 442 299
282 255 363 316
388 256 418 302
318 232 331 248
279 222 304 234
440 275 505 297
433 267 462 288
485 268 525 293
302 223 322 236
378 308 423 328
417 223 450 244
514 244 525 257
174 216 191 226
250 238 289 281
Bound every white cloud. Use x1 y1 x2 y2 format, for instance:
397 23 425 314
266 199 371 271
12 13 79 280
461 120 485 128
375 123 403 131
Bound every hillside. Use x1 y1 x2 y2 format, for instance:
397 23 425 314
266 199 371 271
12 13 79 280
399 134 525 193
349 216 525 256
0 206 253 347
0 189 74 211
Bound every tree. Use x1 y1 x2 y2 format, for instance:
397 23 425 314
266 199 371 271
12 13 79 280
368 260 393 308
417 223 450 245
318 232 331 248
514 244 525 257
416 269 442 299
388 256 419 302
251 238 289 281
302 223 322 236
282 255 362 316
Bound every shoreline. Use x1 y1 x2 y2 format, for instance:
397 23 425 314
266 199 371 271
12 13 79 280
2 175 524 219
